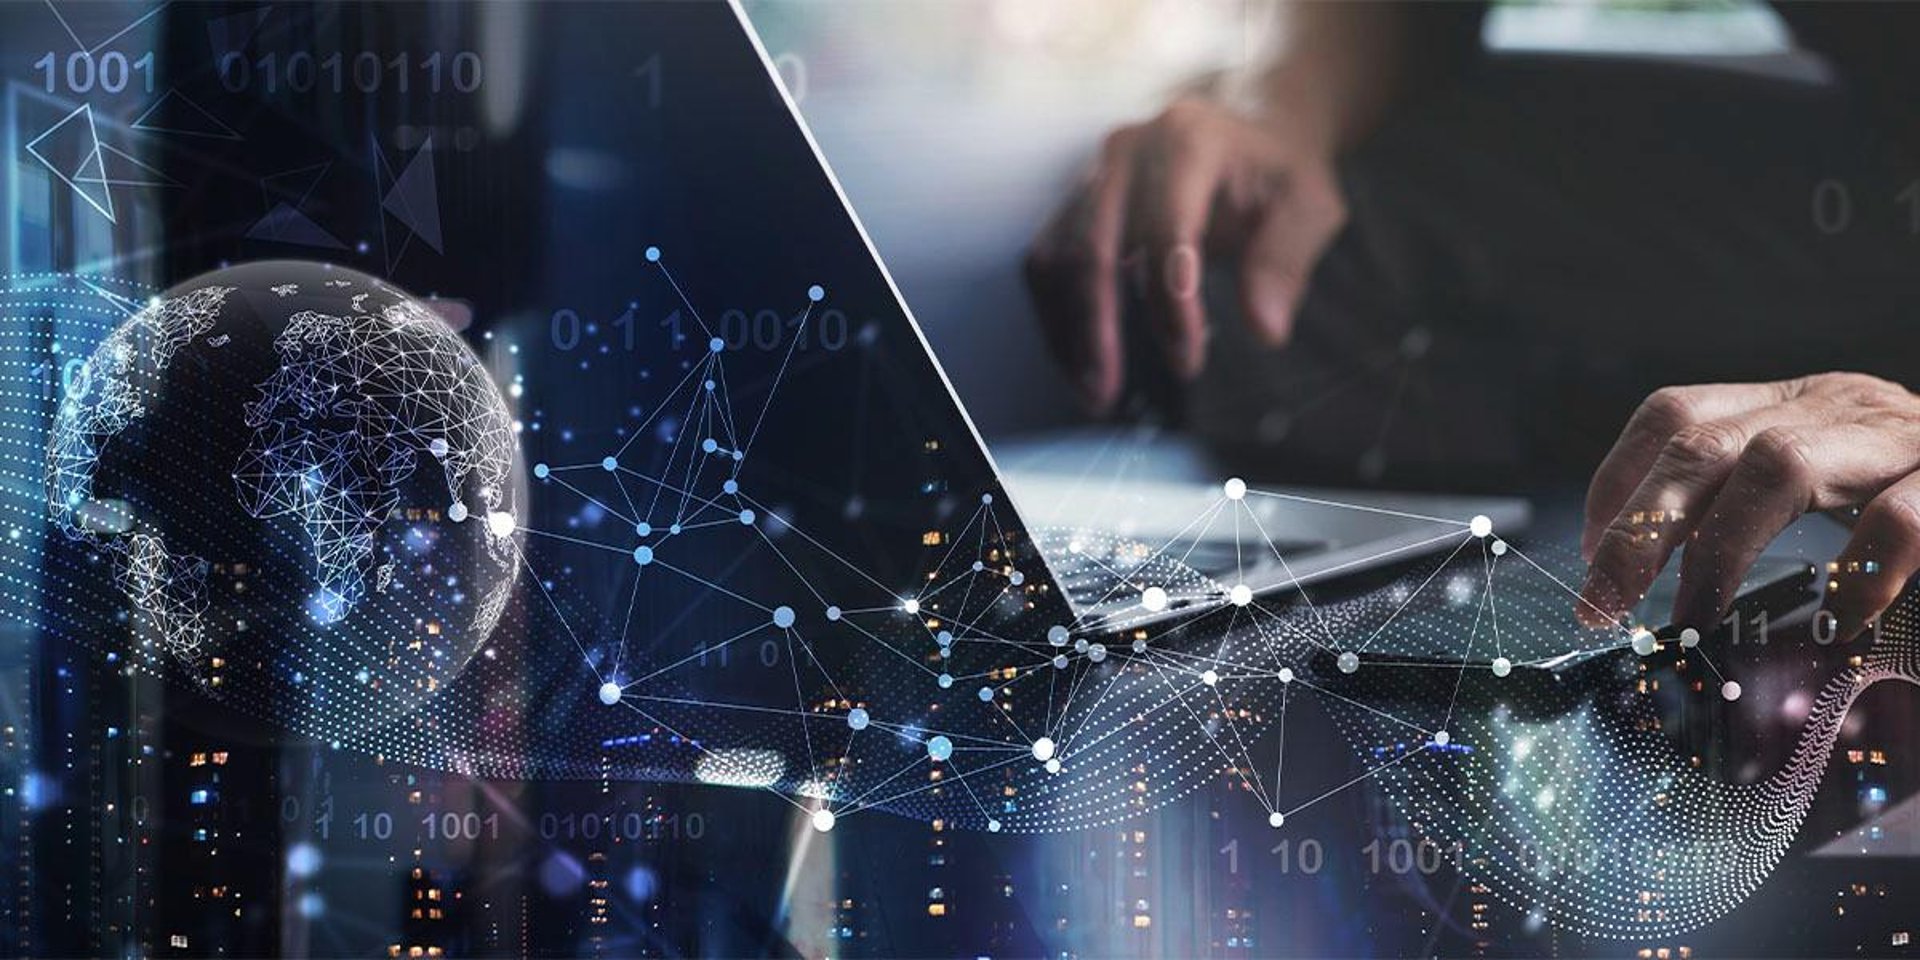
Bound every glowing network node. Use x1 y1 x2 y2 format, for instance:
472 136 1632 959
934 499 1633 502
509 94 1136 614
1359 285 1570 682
808 284 825 302
428 438 449 458
1088 643 1107 663
987 819 1002 833
1052 654 1068 669
1201 669 1219 686
1229 584 1253 607
1031 736 1055 762
1278 667 1294 684
702 438 719 453
1047 625 1069 647
927 735 953 762
1268 812 1285 828
1141 586 1169 612
722 479 739 494
601 456 618 471
1680 627 1701 648
485 511 516 538
1470 514 1494 538
1722 681 1743 701
1492 656 1512 677
846 707 869 730
738 509 756 525
1337 651 1359 674
1044 758 1062 775
534 462 550 479
977 685 994 702
937 673 953 689
635 521 652 536
825 605 841 621
447 502 469 522
1009 571 1024 585
772 605 796 628
645 245 661 262
1631 628 1657 657
632 545 654 566
1491 539 1509 556
597 682 621 706
810 809 836 832
708 336 724 353
1223 477 1247 501
902 598 920 615
1434 730 1451 746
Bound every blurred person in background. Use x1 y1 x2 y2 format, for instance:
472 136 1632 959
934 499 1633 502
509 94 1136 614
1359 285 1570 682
1025 1 1920 642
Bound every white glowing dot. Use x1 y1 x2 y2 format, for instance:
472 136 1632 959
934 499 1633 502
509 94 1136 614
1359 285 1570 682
1680 627 1701 648
902 598 920 615
1491 539 1508 556
485 511 516 538
811 809 836 832
1047 625 1069 647
1722 680 1743 701
1140 586 1168 612
1267 811 1285 828
1201 669 1219 686
1434 730 1451 746
1631 629 1657 656
1229 584 1252 607
1044 758 1061 774
447 502 468 522
987 819 1002 833
1469 515 1493 538
1337 651 1359 674
597 682 621 705
1491 656 1512 678
1278 667 1294 684
1032 737 1055 762
1223 477 1247 501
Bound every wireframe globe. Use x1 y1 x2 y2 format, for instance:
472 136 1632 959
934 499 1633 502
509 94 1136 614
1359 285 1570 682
46 261 521 737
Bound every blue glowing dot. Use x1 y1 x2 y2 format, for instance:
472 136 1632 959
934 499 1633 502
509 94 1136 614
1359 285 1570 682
632 545 654 566
826 605 842 621
702 438 718 453
808 284 825 302
731 450 744 461
772 605 796 628
703 379 716 392
738 509 756 525
534 462 550 479
937 673 953 689
937 630 953 646
927 735 953 762
723 479 739 494
847 707 870 730
709 336 724 352
598 682 622 705
981 493 994 505
645 246 661 262
635 521 652 536
977 686 994 702
669 523 682 535
601 456 618 471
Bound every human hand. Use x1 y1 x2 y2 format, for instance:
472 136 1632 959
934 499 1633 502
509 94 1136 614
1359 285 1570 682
1023 96 1348 414
1579 373 1920 641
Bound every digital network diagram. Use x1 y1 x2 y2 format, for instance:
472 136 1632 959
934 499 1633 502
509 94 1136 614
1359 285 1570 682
3 0 1916 952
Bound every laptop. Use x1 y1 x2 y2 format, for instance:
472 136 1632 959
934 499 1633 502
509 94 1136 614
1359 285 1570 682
986 430 1529 631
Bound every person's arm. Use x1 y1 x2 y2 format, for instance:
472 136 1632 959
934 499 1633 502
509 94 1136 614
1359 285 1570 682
1024 2 1484 414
